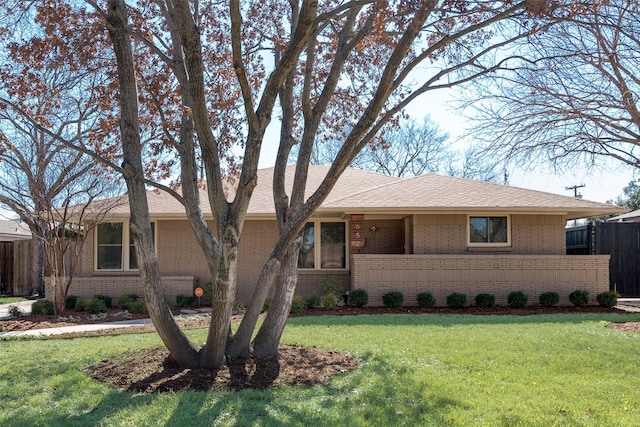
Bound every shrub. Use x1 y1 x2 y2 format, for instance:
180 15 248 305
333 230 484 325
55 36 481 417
31 300 54 315
507 291 528 308
65 295 79 310
321 295 337 310
569 290 589 307
321 275 344 294
176 294 193 307
263 297 272 311
417 292 436 308
290 296 306 314
596 291 619 308
320 275 345 306
539 292 560 307
85 298 108 314
93 294 112 308
305 294 321 309
475 293 496 308
382 291 404 308
74 298 86 312
8 304 23 318
232 302 246 314
127 300 147 314
118 293 140 310
349 289 369 307
446 292 467 309
204 281 214 305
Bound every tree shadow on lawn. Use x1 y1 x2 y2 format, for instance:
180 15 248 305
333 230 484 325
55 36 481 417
22 357 467 427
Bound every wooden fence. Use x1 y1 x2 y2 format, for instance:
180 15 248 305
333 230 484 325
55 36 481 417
0 242 13 294
566 223 640 297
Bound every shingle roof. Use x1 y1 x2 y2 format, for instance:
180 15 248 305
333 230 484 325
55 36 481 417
606 209 640 222
0 220 31 241
322 173 625 220
99 166 625 220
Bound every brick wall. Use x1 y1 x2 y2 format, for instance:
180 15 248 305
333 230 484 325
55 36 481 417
352 254 610 306
413 214 566 254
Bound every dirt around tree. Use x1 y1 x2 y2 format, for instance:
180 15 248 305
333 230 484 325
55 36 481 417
86 345 360 392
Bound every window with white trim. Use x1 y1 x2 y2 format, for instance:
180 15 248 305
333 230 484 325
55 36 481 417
298 221 346 269
96 222 155 270
468 216 509 246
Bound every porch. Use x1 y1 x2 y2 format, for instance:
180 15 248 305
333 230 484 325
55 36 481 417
351 254 610 306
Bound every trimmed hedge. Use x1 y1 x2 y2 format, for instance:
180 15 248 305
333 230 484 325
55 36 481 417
85 298 108 314
539 292 560 307
475 293 496 308
569 290 589 307
382 291 404 308
417 292 436 308
65 295 79 310
32 300 54 315
596 291 619 308
446 292 467 309
507 291 528 308
349 289 369 307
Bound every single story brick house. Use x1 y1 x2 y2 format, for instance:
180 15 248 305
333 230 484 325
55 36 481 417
53 166 626 307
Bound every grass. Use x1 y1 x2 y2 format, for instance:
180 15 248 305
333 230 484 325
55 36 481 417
0 296 27 304
1 313 640 426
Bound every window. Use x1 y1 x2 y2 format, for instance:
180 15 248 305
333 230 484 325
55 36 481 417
96 222 155 270
298 221 346 269
469 216 509 245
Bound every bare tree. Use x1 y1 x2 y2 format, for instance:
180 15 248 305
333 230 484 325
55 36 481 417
7 0 581 380
467 1 640 172
100 0 576 376
0 103 119 301
296 115 500 181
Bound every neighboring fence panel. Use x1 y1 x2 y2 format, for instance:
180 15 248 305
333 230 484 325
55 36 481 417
566 225 593 255
595 223 640 297
0 242 14 294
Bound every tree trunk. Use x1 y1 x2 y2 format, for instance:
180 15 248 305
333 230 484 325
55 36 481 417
107 0 200 368
226 256 280 361
30 237 44 296
252 241 301 359
198 225 239 368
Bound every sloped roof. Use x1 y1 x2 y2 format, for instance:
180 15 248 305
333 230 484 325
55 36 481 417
0 220 31 241
606 209 640 222
102 166 400 218
99 166 625 220
321 172 626 219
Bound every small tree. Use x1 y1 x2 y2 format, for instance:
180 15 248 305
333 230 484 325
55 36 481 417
40 187 121 314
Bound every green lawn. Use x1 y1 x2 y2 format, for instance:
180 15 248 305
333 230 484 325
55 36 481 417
0 297 27 304
1 313 639 426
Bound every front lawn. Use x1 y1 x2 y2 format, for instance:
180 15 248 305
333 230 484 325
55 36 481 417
1 313 639 426
0 297 27 304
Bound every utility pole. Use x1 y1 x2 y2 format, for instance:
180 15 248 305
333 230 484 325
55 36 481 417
565 184 585 199
565 184 586 227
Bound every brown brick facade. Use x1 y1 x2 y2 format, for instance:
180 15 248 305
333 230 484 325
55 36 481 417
64 213 608 307
351 254 610 306
412 214 566 254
